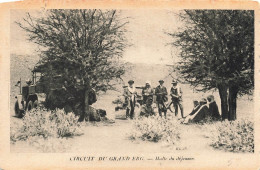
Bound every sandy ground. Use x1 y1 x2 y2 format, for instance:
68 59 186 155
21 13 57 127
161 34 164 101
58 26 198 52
10 111 252 155
10 106 255 169
10 87 254 154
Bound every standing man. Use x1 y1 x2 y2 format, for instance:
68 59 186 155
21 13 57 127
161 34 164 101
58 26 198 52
170 79 184 118
155 80 168 118
123 80 137 119
142 81 154 105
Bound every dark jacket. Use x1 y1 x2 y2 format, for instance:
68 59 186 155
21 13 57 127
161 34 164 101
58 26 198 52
192 105 210 123
155 85 168 102
189 105 201 116
170 86 182 102
209 101 221 120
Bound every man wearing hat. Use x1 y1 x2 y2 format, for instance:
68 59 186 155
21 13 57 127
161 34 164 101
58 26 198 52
123 80 137 119
169 79 184 118
155 80 168 118
142 81 154 105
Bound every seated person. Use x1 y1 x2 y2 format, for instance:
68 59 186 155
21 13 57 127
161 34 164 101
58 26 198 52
139 96 155 117
188 100 201 116
182 98 210 124
207 95 221 121
178 100 200 122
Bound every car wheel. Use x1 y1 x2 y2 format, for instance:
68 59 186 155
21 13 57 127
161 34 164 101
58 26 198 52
14 100 23 118
33 100 38 108
27 100 33 111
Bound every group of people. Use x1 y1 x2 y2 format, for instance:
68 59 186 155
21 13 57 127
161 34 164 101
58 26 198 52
181 95 221 124
123 79 184 119
123 78 222 123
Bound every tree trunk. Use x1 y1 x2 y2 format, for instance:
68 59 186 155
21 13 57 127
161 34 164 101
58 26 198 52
78 86 90 122
84 87 90 121
228 86 238 121
218 85 229 120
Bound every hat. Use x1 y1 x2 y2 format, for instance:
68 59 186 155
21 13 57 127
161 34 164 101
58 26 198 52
193 99 199 103
199 98 207 104
193 100 199 106
172 81 177 84
26 79 32 84
207 95 215 102
128 80 134 84
159 80 164 83
145 81 151 85
207 95 214 99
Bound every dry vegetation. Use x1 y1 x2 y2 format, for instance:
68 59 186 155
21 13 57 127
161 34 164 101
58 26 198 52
130 116 254 153
204 119 254 153
10 108 82 152
129 116 181 144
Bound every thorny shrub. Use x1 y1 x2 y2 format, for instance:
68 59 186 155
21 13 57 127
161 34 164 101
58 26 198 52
10 108 82 144
205 119 254 153
28 136 70 153
130 116 181 145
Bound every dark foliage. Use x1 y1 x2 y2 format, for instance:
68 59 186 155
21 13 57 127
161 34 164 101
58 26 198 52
168 10 254 120
17 9 129 119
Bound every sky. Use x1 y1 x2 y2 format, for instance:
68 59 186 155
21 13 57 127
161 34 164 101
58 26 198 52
10 9 182 64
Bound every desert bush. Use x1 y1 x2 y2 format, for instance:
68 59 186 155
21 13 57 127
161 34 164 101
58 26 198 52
205 119 254 153
130 116 181 144
50 109 82 137
28 136 69 153
10 108 82 144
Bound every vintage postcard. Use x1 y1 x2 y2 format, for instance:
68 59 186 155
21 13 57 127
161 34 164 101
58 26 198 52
0 0 259 169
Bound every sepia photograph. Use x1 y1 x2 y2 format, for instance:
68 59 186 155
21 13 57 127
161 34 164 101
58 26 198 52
0 0 259 169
